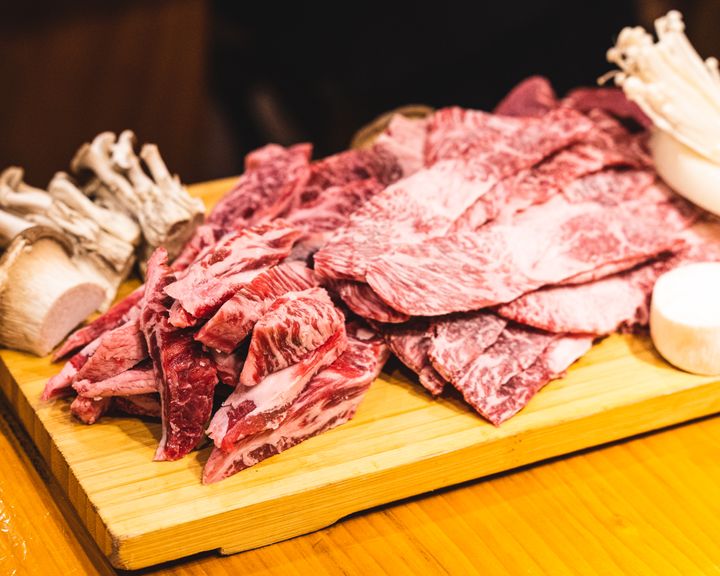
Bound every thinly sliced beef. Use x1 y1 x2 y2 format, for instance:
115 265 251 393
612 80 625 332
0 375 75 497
42 337 102 400
239 287 344 386
207 143 312 230
490 335 594 424
493 76 558 117
52 286 144 360
563 87 651 128
74 364 156 398
114 394 161 419
196 262 317 353
381 320 447 396
452 115 648 231
497 259 673 334
498 219 720 334
165 222 301 322
203 323 388 483
74 319 146 383
335 281 410 324
428 313 507 383
314 107 594 282
374 114 428 175
365 182 690 316
450 326 558 424
70 396 112 425
140 248 218 461
207 327 348 451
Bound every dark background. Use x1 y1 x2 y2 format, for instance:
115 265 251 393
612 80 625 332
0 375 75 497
0 1 716 186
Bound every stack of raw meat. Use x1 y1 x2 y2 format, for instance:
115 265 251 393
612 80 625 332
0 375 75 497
44 76 720 483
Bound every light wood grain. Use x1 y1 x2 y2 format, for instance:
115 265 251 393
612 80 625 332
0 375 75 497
1 178 719 570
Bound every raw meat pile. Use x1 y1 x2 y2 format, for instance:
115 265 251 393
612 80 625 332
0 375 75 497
44 76 720 483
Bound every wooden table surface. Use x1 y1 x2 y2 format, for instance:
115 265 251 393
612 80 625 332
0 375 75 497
2 178 719 575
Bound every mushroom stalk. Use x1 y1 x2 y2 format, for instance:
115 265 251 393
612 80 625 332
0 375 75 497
605 10 720 162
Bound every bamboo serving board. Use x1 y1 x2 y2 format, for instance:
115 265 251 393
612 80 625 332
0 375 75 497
1 177 720 570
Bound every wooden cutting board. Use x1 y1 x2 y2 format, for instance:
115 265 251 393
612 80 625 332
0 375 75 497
1 177 719 570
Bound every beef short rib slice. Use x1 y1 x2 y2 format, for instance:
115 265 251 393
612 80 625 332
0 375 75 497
52 285 144 361
428 312 507 383
203 323 388 483
450 325 559 425
196 262 317 353
380 320 447 396
206 326 348 451
334 280 410 324
164 221 301 323
42 336 102 400
489 335 593 425
74 318 147 383
493 76 558 118
140 248 218 461
207 143 312 230
239 287 345 387
373 114 428 176
74 363 156 398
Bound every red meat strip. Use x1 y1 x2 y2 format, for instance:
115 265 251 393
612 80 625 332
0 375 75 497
381 320 447 396
239 287 345 386
206 327 348 451
70 396 112 425
52 286 144 360
207 143 312 230
489 335 594 425
450 325 559 425
494 76 558 117
203 323 388 483
258 146 401 223
563 87 652 128
140 248 218 461
74 319 147 383
114 394 161 419
314 107 593 282
334 281 410 324
74 364 156 398
196 262 317 353
365 178 690 316
374 114 428 175
42 337 102 400
164 221 301 322
428 312 507 383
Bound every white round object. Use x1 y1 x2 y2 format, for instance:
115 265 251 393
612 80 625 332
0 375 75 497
649 130 720 217
650 262 720 375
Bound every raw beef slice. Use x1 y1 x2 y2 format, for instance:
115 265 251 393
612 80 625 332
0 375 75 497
239 287 345 386
140 248 218 461
203 323 388 483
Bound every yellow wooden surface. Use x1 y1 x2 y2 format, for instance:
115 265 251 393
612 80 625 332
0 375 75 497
1 177 719 573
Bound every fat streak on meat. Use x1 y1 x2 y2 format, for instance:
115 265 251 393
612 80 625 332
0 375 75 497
206 327 348 451
196 262 317 353
239 287 344 386
74 363 156 398
202 323 388 484
165 221 301 323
